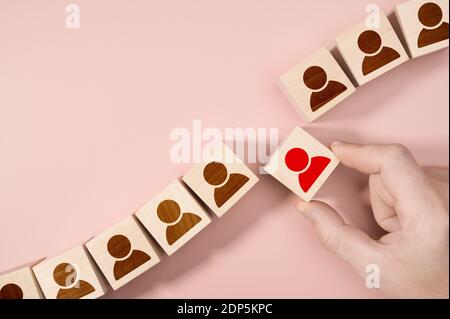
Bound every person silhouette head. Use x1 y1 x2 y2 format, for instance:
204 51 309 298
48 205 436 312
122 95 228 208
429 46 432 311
203 162 228 186
157 199 182 224
303 66 328 91
53 262 78 288
285 148 310 172
108 235 132 260
418 2 444 28
358 30 383 55
0 283 23 299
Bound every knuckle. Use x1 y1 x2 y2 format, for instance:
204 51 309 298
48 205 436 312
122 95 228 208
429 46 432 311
317 229 340 255
385 144 410 160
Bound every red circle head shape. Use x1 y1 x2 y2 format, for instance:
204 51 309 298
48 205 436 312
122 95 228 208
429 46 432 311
285 148 310 172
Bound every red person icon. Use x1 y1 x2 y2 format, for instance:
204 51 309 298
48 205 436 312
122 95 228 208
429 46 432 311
285 147 331 193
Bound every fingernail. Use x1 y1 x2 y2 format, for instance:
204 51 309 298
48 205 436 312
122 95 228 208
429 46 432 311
330 140 344 149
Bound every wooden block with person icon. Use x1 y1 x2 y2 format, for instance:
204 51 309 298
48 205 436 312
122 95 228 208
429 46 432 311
278 47 356 122
395 0 449 58
134 180 211 256
264 127 339 202
85 216 162 290
0 263 43 299
32 245 108 299
335 11 409 86
183 142 259 217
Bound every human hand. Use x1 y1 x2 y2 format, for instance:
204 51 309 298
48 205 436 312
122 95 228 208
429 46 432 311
296 142 449 298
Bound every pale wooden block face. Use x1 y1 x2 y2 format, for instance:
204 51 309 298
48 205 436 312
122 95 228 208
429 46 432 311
85 216 161 290
0 267 43 299
182 142 259 217
279 47 356 122
32 246 108 299
134 180 211 255
335 12 409 85
264 127 339 202
395 0 449 58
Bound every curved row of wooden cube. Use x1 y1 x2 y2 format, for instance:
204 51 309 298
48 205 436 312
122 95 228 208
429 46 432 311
1 0 448 299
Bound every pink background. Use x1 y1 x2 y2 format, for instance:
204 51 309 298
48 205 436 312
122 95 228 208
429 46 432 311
0 0 448 298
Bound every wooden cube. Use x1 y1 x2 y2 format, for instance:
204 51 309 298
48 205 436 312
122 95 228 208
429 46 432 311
264 127 339 202
134 180 211 256
279 47 356 122
395 0 449 58
335 11 409 85
85 216 162 290
182 142 259 217
0 264 43 299
32 245 108 299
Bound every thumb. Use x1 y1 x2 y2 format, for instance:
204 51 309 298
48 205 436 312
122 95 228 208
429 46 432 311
297 200 382 277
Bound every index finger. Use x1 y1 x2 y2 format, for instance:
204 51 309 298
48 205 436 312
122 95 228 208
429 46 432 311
330 141 430 207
